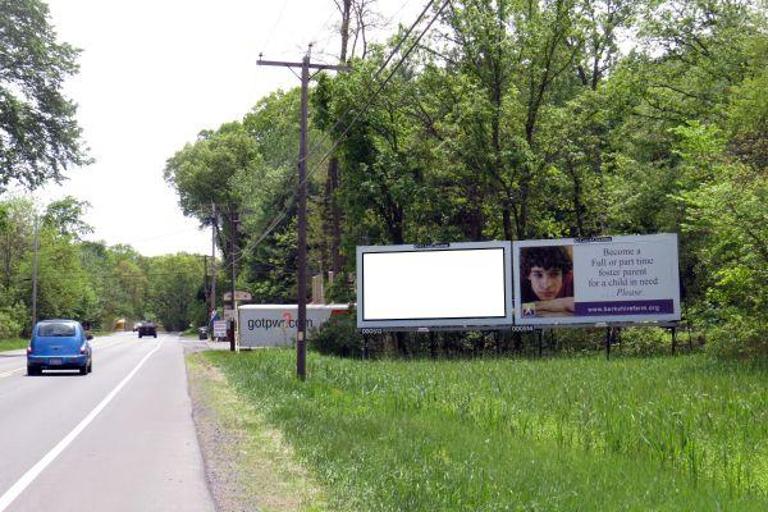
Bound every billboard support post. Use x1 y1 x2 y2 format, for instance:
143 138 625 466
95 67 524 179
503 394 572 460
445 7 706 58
605 327 611 360
671 326 677 355
430 331 438 359
537 329 543 357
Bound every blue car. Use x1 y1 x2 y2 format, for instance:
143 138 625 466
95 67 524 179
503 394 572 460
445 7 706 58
27 320 93 376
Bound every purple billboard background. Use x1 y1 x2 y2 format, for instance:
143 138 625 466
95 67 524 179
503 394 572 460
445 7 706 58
575 300 674 316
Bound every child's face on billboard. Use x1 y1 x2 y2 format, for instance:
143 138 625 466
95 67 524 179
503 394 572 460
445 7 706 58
528 266 563 300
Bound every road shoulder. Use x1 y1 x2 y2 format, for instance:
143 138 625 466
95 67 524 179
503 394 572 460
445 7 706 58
186 352 327 512
0 339 27 353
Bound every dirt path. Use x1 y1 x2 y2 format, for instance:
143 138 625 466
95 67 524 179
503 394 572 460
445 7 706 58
185 352 327 512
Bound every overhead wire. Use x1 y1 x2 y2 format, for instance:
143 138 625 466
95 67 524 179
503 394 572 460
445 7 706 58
300 0 442 168
309 6 341 50
259 0 293 57
235 0 447 267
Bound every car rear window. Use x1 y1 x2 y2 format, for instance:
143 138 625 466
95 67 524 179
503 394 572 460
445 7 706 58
38 323 77 337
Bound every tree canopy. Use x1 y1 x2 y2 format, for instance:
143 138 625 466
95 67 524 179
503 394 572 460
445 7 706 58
0 0 90 191
162 0 768 356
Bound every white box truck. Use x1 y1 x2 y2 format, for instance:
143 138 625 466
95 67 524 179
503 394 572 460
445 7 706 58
238 304 351 348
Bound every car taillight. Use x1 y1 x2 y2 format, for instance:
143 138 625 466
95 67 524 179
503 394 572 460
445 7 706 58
80 343 87 354
27 345 32 354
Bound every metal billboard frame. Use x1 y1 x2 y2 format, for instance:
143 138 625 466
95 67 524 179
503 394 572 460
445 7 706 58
512 233 682 326
356 241 513 331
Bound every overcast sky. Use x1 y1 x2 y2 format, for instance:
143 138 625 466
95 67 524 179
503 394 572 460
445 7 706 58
27 0 423 256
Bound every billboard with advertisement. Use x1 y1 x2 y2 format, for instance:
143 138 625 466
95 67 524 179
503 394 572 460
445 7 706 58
238 304 350 348
356 241 513 330
513 234 681 325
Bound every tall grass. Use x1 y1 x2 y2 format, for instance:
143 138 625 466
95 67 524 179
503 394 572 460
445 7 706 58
0 338 27 352
205 350 768 510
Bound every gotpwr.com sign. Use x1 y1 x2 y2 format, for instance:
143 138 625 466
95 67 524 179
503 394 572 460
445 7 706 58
246 314 316 331
238 305 350 348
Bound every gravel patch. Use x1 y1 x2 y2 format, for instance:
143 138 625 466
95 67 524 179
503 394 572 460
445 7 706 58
185 351 327 512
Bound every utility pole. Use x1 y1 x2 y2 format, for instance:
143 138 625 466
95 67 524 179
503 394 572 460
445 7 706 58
257 49 348 381
210 203 217 340
230 209 238 352
31 215 40 329
202 253 209 339
203 254 208 294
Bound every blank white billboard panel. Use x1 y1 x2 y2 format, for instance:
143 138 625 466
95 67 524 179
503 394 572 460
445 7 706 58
357 242 512 329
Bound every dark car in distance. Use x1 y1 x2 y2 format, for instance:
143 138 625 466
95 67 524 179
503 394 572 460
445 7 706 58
137 321 157 338
27 319 93 376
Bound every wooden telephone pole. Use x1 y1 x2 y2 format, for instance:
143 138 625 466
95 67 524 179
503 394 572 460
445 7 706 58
31 215 40 329
210 203 217 341
230 209 238 352
257 48 347 381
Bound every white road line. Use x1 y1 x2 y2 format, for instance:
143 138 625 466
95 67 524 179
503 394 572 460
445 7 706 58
0 340 164 511
0 367 24 379
94 341 129 351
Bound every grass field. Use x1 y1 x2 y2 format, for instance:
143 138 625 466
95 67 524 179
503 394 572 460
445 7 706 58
0 338 27 352
204 350 768 511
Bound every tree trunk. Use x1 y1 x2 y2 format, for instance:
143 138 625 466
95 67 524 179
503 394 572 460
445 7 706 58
325 0 352 274
502 203 513 242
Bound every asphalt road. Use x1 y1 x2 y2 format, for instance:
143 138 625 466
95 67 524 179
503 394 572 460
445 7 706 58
0 332 216 512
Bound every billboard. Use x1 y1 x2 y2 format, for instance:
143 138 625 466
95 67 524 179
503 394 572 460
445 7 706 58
513 234 681 325
356 241 513 330
238 304 350 348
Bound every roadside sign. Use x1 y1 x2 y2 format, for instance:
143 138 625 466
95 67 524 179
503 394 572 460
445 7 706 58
223 309 235 321
223 291 252 302
213 320 228 338
513 233 681 325
239 304 350 347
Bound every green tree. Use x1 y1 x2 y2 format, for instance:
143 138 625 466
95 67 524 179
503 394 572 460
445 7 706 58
0 198 33 336
146 253 206 331
324 54 436 246
42 196 93 239
164 120 262 290
234 89 326 304
17 222 96 322
0 198 34 289
78 242 149 328
0 0 90 191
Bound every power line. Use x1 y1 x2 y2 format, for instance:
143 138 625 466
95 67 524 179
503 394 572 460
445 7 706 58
258 50 350 380
238 0 447 266
301 0 440 168
384 0 419 27
256 0 439 214
259 0 293 57
309 6 340 49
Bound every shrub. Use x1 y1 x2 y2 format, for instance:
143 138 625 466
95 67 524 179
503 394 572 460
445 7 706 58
550 328 605 354
309 310 366 358
0 305 25 339
326 273 355 303
706 314 768 358
614 326 673 356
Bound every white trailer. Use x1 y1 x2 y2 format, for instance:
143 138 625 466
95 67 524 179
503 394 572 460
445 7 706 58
238 304 351 348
